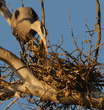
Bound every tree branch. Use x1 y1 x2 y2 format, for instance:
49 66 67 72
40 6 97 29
0 46 104 109
95 0 101 62
41 0 45 26
0 0 12 26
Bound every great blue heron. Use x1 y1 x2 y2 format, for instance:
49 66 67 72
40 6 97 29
11 7 48 54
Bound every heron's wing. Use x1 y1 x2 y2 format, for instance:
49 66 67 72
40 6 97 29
0 0 12 26
31 21 48 54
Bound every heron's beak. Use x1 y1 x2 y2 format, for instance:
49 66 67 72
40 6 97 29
31 21 48 54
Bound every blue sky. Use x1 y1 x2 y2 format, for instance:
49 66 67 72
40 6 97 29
0 0 104 109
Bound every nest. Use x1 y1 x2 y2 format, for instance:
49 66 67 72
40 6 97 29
19 38 104 94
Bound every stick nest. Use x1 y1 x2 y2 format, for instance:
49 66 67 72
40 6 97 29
19 37 104 94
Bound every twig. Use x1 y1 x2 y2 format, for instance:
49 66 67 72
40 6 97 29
54 35 63 52
41 0 45 26
68 10 79 50
68 10 85 64
8 3 13 13
86 86 93 110
46 25 53 52
21 0 24 7
4 96 19 110
95 0 101 62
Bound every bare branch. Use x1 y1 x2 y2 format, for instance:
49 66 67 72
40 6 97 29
95 0 101 62
41 0 45 26
0 0 12 26
21 0 24 7
4 95 19 110
8 3 13 13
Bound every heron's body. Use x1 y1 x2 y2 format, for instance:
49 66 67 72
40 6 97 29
11 7 48 54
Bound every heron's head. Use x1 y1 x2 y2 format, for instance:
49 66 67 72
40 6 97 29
11 7 39 31
11 7 48 54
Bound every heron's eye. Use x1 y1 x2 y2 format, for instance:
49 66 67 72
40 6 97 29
15 10 20 19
